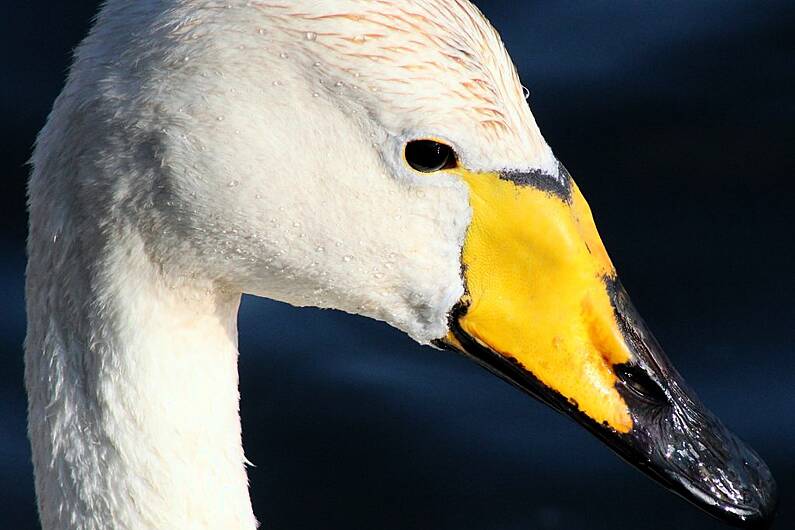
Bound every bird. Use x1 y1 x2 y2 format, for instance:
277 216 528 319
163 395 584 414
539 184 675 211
25 1 776 529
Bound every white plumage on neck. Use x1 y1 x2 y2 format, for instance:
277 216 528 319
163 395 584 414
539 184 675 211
26 212 256 530
26 223 255 528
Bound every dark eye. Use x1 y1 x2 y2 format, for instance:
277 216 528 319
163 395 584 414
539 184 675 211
405 140 457 172
614 364 668 405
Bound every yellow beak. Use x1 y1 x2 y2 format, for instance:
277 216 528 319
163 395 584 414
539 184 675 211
436 163 777 528
449 165 633 432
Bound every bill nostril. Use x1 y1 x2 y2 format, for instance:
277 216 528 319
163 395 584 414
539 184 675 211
614 363 669 404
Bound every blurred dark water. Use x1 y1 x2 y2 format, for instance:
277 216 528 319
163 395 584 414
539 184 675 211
2 1 794 529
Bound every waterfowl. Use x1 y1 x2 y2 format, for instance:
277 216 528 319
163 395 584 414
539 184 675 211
25 1 776 529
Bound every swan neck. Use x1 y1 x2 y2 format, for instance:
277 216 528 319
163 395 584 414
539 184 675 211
25 233 257 530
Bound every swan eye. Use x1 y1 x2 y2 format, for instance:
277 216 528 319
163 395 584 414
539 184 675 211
405 140 457 173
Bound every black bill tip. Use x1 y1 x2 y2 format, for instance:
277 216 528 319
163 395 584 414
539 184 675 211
610 279 778 528
619 373 779 529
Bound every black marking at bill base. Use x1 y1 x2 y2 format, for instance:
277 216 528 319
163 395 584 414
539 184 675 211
500 161 573 202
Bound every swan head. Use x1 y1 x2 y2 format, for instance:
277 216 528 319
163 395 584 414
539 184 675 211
73 1 775 526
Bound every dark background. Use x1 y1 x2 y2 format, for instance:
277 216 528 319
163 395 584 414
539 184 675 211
2 1 793 529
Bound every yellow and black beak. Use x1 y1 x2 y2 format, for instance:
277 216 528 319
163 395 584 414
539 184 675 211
436 164 777 528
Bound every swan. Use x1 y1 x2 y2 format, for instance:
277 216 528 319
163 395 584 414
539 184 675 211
25 1 776 529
